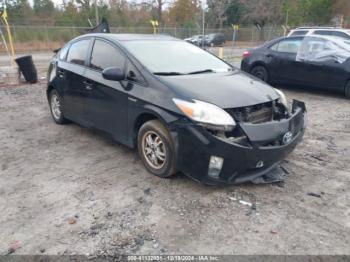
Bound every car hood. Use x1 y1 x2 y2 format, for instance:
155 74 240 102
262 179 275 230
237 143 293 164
158 70 279 108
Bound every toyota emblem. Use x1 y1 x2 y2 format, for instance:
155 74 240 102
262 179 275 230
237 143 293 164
282 132 293 145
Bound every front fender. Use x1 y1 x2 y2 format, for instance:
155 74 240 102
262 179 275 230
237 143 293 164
126 100 182 148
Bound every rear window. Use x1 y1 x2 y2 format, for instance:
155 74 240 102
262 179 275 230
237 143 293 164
290 30 308 36
66 39 90 66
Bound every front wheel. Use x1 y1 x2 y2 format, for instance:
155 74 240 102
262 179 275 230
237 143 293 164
345 81 350 99
250 65 269 82
49 89 68 124
138 120 177 178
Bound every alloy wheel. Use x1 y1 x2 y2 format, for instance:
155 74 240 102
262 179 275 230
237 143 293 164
51 94 61 120
142 131 167 170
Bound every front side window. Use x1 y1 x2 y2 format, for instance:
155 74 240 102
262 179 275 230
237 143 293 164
271 39 302 54
90 39 126 71
66 39 90 66
123 40 231 74
126 61 145 84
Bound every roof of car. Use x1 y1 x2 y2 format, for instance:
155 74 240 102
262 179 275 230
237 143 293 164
292 27 349 32
295 26 341 29
76 33 178 42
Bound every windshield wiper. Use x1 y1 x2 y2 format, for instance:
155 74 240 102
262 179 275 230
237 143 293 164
187 69 215 75
153 72 184 76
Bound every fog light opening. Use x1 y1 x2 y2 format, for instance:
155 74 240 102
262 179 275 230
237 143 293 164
208 156 224 179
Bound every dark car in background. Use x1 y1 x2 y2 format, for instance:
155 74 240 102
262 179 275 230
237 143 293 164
204 33 226 47
47 33 306 185
184 35 205 46
241 35 350 98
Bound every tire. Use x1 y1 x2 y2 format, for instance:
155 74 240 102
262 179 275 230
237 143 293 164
138 120 177 178
49 89 68 124
250 65 269 82
345 81 350 99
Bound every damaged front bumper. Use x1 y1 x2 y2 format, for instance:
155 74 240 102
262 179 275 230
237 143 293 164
172 100 307 185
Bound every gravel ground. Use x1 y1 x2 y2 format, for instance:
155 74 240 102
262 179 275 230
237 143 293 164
0 83 349 257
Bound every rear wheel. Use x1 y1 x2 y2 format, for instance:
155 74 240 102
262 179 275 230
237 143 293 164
138 120 177 178
250 65 269 82
345 81 350 99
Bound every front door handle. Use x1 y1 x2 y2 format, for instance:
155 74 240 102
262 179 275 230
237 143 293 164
57 69 65 77
83 80 93 90
266 54 274 58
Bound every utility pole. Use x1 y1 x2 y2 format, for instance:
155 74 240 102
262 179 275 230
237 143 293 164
95 0 99 25
202 0 205 48
285 8 289 28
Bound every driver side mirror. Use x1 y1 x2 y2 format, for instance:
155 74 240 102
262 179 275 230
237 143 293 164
102 67 125 81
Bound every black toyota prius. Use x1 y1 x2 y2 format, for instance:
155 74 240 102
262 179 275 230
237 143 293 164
47 33 307 185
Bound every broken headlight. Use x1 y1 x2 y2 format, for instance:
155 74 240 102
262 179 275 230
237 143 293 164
173 98 236 131
274 88 288 109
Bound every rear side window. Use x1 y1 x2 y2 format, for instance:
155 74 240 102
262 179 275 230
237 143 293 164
314 30 350 39
90 39 126 71
66 39 90 66
290 30 308 36
271 39 302 53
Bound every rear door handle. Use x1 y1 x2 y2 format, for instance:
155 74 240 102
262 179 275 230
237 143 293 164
266 54 274 58
83 80 93 90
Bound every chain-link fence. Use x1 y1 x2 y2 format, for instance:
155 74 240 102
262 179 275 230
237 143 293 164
0 25 286 53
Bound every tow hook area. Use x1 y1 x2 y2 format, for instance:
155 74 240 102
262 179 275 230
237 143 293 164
251 165 288 184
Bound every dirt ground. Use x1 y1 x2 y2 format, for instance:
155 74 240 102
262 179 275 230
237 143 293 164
0 82 349 257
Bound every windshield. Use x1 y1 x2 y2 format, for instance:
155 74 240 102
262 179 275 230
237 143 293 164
123 40 231 74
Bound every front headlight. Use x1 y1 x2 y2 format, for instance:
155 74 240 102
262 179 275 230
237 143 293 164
274 88 288 108
173 98 236 131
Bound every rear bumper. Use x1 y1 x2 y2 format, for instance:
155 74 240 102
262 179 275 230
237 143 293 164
172 100 307 185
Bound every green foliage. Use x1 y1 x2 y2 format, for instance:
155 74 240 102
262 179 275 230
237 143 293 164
286 0 334 26
225 0 243 25
33 0 54 17
3 0 350 28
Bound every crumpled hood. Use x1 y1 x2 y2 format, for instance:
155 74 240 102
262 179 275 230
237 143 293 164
159 70 279 108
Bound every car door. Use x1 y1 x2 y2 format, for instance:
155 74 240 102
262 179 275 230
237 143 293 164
83 38 130 142
266 38 303 84
296 38 349 90
58 38 92 124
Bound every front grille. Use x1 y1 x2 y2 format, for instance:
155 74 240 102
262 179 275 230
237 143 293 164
226 102 274 124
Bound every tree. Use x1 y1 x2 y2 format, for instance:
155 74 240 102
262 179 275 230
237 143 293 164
6 0 33 24
169 0 200 27
33 0 55 18
225 0 243 26
333 0 350 26
55 0 81 26
239 0 285 26
285 0 333 26
148 0 170 24
207 0 231 28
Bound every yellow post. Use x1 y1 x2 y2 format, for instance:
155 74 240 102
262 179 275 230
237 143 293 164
340 15 344 28
1 9 15 66
150 20 159 34
219 47 223 59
